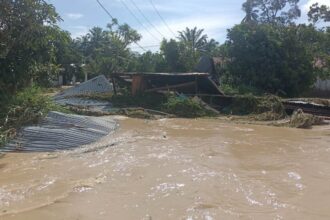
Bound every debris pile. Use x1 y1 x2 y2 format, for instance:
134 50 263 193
289 109 325 129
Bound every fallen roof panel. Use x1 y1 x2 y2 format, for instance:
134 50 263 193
55 97 113 112
2 111 117 152
55 75 113 99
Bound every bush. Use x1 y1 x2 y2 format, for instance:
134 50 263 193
220 84 239 95
161 95 215 118
220 83 261 96
223 94 286 120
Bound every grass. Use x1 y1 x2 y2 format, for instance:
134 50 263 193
0 86 70 147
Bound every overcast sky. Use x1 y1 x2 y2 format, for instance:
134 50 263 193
47 0 330 52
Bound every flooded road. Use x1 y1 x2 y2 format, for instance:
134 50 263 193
1 117 330 219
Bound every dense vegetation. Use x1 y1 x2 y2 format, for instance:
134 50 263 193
221 0 330 96
1 0 329 99
0 0 329 123
0 0 329 145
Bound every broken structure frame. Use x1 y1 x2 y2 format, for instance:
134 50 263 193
115 72 224 96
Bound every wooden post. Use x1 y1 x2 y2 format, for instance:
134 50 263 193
111 76 117 95
132 75 145 96
195 76 198 94
84 72 88 82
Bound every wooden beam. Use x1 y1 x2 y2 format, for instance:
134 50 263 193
145 81 196 93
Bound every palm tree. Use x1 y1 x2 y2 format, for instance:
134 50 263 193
178 27 208 51
242 0 259 23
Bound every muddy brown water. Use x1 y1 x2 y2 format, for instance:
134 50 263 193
1 117 330 220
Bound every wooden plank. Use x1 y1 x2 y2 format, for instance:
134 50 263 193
132 75 146 95
184 94 231 98
145 81 196 93
115 72 210 76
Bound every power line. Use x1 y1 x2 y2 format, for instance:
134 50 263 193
130 44 160 49
130 41 147 52
119 0 161 42
129 0 166 39
95 0 147 52
149 0 176 37
96 0 114 19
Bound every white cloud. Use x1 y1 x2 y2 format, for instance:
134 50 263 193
302 0 330 12
130 0 237 15
120 0 242 52
132 13 241 52
70 26 89 38
66 13 84 20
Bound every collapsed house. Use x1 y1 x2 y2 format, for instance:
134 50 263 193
114 55 224 96
115 72 224 96
52 55 330 119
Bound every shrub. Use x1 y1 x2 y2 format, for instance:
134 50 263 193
224 94 286 120
161 95 215 118
220 83 261 96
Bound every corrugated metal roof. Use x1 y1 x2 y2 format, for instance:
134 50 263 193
55 97 113 112
55 75 113 99
2 112 117 152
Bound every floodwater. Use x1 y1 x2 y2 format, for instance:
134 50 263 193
1 117 330 220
